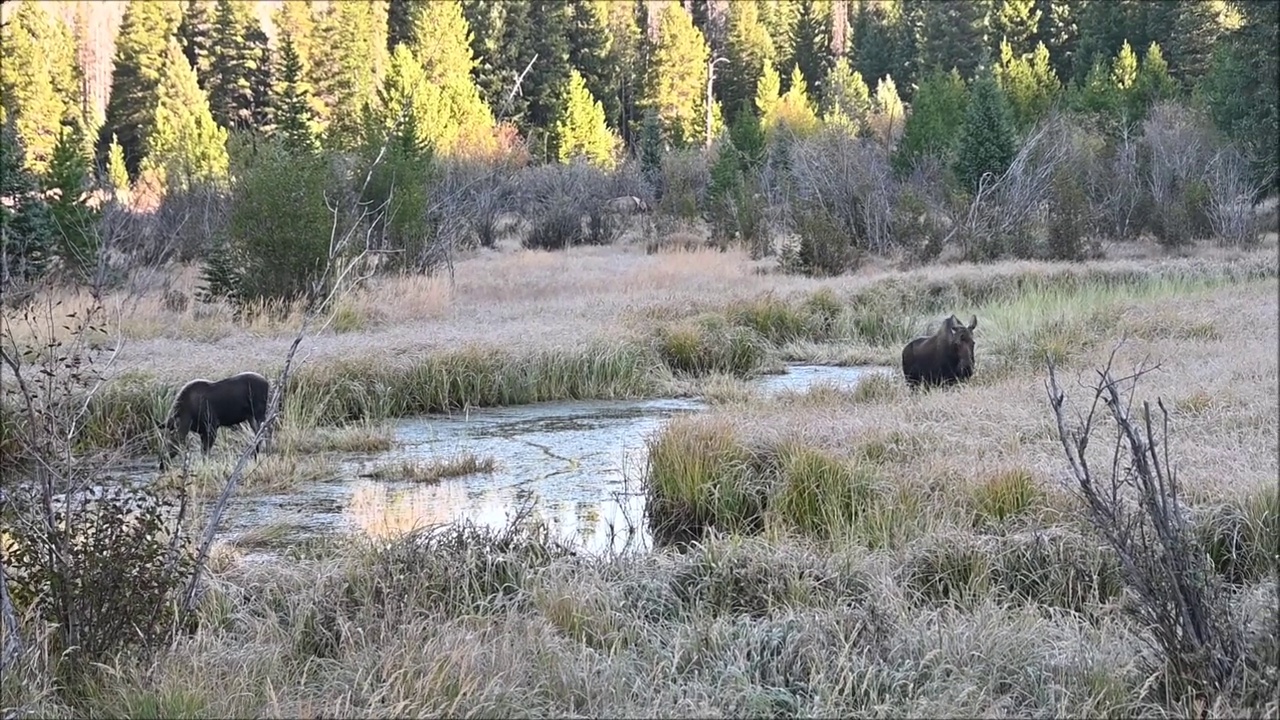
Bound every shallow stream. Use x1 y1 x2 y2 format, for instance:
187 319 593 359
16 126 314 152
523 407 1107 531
199 364 894 554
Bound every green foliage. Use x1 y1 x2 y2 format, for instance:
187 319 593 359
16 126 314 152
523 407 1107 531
312 0 389 150
995 40 1062 131
1110 39 1139 95
178 0 216 81
1068 55 1123 120
954 69 1017 193
0 116 54 287
45 124 101 281
721 0 776 125
518 1 573 159
851 0 915 95
404 0 498 156
567 0 621 135
105 134 130 194
821 57 873 136
271 32 318 154
206 0 273 132
993 0 1043 57
763 65 821 140
791 0 833 102
556 69 618 169
99 0 183 178
917 0 991 80
1129 42 1178 123
893 68 969 175
870 75 905 142
0 0 84 176
642 2 711 148
196 236 241 305
140 40 230 193
728 107 766 172
639 109 664 183
228 142 336 304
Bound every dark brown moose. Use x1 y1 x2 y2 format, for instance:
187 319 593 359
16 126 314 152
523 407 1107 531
159 371 271 470
901 314 978 390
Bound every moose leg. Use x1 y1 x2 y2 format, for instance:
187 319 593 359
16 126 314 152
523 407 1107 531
200 425 218 455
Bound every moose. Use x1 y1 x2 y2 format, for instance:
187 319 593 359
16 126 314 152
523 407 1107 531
159 371 272 470
901 314 978 390
601 195 651 215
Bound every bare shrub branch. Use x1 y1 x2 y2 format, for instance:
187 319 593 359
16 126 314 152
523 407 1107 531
1045 347 1243 704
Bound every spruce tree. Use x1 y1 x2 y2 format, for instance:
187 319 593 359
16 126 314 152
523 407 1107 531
893 67 969 174
140 40 230 192
387 0 415 51
105 134 130 195
642 3 711 148
178 0 216 83
721 0 776 125
639 109 664 182
758 0 801 85
992 0 1041 57
312 1 389 150
45 124 100 281
995 39 1060 131
0 116 54 287
99 0 182 178
568 0 621 133
406 0 497 155
1031 0 1080 82
850 0 912 93
207 0 269 131
521 1 574 158
954 68 1016 193
790 0 832 103
604 1 644 145
917 0 993 80
821 56 872 135
273 33 318 155
556 69 619 168
763 65 820 139
1130 42 1177 122
870 74 905 142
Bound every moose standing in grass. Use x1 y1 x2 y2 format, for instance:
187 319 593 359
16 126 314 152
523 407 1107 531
901 315 978 390
159 371 272 470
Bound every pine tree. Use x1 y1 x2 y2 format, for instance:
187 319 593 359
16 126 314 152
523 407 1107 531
1 0 86 176
556 69 619 168
206 0 270 131
99 0 182 178
851 0 914 93
461 0 519 119
178 0 216 83
721 0 776 124
387 0 415 51
1073 1 1147 84
1110 40 1139 94
954 67 1016 193
642 2 711 148
196 236 241 304
763 65 820 139
272 33 318 154
140 40 230 192
272 0 316 72
105 134 130 195
893 67 969 174
821 57 872 135
568 1 619 132
992 0 1041 57
604 1 644 145
312 1 389 150
406 0 497 156
1130 42 1177 122
1032 0 1080 82
995 39 1060 130
758 0 801 86
0 116 54 287
522 1 574 157
1068 55 1123 120
917 0 993 79
1165 0 1223 86
638 108 664 181
870 74 905 143
791 0 833 102
45 124 100 281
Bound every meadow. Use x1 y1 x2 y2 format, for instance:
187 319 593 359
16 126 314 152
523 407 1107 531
2 228 1278 718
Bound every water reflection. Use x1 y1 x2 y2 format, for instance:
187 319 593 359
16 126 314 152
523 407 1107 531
207 364 893 554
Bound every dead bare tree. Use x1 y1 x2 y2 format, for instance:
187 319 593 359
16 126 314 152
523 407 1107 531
1204 148 1260 248
1045 347 1242 705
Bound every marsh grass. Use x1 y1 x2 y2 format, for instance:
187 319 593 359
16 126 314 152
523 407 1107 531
365 454 499 484
159 452 338 499
654 316 768 377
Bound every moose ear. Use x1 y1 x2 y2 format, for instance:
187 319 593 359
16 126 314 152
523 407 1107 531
968 315 978 330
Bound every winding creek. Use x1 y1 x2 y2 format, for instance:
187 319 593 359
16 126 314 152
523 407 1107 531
143 364 895 555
